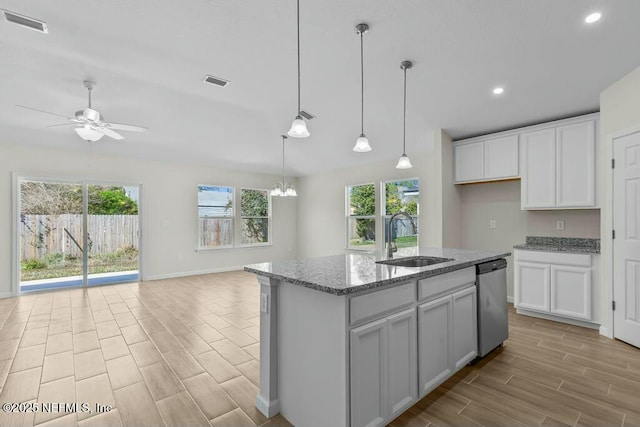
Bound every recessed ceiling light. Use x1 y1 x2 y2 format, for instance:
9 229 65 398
585 12 602 24
492 87 504 95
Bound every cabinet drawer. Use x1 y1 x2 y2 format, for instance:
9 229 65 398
350 282 415 326
418 267 475 302
516 250 591 267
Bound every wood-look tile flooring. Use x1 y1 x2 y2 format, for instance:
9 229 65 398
0 271 638 427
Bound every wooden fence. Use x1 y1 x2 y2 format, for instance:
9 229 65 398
20 214 139 260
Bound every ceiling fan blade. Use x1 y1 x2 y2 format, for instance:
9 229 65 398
46 123 76 128
104 122 148 132
96 127 124 140
16 105 72 120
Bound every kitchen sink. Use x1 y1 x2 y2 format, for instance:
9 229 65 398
376 256 454 268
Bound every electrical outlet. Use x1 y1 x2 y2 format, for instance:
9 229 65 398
556 220 565 230
260 293 268 313
489 220 497 229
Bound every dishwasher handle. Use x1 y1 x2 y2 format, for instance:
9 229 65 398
476 258 507 275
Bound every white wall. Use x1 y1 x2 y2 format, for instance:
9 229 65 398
0 141 297 297
460 180 600 298
296 130 457 258
599 64 640 335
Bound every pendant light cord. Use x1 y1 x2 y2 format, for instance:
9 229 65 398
88 87 92 108
360 30 364 135
402 66 407 154
282 136 286 187
296 0 301 115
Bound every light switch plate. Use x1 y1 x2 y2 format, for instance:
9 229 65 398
556 220 565 230
489 220 496 229
260 293 268 313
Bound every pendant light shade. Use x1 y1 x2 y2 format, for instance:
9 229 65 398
288 115 310 138
396 60 413 169
288 0 310 138
271 135 298 197
353 23 371 152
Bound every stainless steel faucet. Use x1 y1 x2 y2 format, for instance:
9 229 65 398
387 211 418 259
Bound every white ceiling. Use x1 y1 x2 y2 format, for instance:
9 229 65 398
1 1 639 177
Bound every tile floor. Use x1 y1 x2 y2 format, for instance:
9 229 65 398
0 272 289 427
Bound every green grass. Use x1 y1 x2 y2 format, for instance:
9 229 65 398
395 235 418 248
21 247 138 281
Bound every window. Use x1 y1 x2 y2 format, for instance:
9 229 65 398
198 185 233 249
347 183 376 250
383 179 419 256
240 188 271 245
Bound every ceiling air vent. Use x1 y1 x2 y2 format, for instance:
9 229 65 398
2 10 48 33
299 110 315 120
203 75 230 88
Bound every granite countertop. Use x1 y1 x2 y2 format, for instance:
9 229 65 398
513 236 600 254
244 247 510 296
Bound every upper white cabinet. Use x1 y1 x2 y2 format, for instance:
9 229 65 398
454 135 518 183
454 113 600 210
521 118 597 209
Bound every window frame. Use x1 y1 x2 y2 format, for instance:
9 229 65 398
381 178 420 255
197 184 235 250
345 182 377 251
239 187 272 247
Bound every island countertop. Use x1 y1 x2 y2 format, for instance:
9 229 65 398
244 247 510 296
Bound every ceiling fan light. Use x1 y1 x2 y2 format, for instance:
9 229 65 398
353 134 372 152
82 107 100 122
74 126 103 142
287 116 310 138
396 154 413 169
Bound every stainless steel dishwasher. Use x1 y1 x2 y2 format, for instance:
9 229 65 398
476 258 509 357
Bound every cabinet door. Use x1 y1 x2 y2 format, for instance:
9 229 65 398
455 141 484 182
556 121 596 207
350 318 387 427
452 287 477 369
550 266 592 320
516 262 550 312
387 308 417 419
521 129 556 209
484 135 519 179
417 295 452 398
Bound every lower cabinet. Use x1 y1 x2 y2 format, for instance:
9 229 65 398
515 250 596 323
417 286 477 398
350 308 417 427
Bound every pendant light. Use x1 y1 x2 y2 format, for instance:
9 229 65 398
287 0 310 138
271 135 298 197
396 60 413 169
353 23 371 152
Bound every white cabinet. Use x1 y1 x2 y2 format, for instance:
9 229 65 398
521 118 597 209
521 129 556 208
515 250 597 324
417 285 477 398
454 141 484 182
350 318 387 427
350 308 417 427
452 286 478 369
454 135 518 183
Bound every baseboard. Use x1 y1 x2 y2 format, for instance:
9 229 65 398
507 296 514 303
0 291 15 299
515 307 600 329
599 324 613 339
142 265 244 281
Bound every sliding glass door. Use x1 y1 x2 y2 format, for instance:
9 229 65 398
18 178 140 292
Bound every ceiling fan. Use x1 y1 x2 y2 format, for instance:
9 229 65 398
17 80 148 142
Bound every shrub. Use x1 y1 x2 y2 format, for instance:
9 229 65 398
22 259 47 270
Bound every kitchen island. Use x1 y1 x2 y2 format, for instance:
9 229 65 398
244 247 509 427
